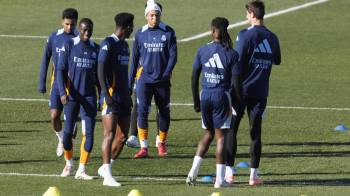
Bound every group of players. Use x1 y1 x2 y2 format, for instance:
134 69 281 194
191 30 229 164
38 0 280 189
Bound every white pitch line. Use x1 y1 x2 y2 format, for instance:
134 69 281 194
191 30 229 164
0 97 349 111
0 0 328 43
179 0 329 42
0 98 48 102
0 172 184 181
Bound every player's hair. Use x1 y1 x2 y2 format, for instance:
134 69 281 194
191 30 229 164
211 17 232 50
245 0 265 20
79 18 93 27
114 13 134 28
144 2 163 12
62 8 78 20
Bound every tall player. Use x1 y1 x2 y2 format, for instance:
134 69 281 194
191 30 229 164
38 8 78 157
57 18 99 180
226 0 281 186
129 0 177 158
97 13 134 187
186 17 239 188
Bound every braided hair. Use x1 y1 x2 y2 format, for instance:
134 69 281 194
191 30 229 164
211 17 232 50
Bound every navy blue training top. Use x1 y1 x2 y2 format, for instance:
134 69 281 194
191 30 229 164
38 28 78 94
57 37 99 99
234 25 281 99
129 22 177 86
98 34 130 98
193 41 239 92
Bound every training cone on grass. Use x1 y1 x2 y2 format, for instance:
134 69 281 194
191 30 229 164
211 192 221 196
334 124 348 132
236 161 249 168
200 175 213 183
127 189 142 196
42 187 61 196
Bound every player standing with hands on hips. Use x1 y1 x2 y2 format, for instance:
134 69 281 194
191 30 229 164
226 0 281 186
129 0 177 158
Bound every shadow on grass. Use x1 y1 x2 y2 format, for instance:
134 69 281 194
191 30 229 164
265 178 350 186
0 143 20 146
0 129 41 133
261 171 350 176
265 141 350 146
0 159 55 164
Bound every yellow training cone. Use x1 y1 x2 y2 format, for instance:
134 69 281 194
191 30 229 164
127 189 142 196
211 192 220 196
42 187 61 196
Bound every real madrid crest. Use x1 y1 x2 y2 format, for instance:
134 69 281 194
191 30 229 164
161 35 166 42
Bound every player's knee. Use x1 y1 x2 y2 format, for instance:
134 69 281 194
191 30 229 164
103 130 113 140
50 111 61 121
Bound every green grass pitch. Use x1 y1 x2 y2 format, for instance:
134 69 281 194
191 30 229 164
1 0 350 195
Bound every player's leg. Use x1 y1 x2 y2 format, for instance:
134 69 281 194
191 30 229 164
153 84 170 156
213 128 230 188
186 128 214 186
126 91 139 148
187 96 214 185
211 92 232 188
75 97 96 180
111 116 130 161
98 96 120 187
134 82 153 158
49 92 64 157
225 99 245 184
61 100 79 177
246 98 266 186
155 107 161 147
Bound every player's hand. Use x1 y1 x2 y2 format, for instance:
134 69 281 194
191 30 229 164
105 95 114 106
193 101 200 113
97 102 102 111
38 88 46 94
60 95 68 105
161 74 170 81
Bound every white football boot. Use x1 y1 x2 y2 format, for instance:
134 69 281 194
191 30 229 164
60 165 73 177
126 135 140 148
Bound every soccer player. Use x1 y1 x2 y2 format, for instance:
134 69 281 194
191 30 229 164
57 18 99 180
129 0 177 158
126 84 161 148
96 13 134 187
38 8 78 157
226 0 281 186
186 17 239 188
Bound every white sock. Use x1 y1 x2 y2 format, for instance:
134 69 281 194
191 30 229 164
102 164 112 176
250 168 258 179
110 159 115 166
225 166 235 177
66 159 73 167
78 163 86 172
56 130 63 142
140 139 148 148
188 156 203 178
216 164 225 184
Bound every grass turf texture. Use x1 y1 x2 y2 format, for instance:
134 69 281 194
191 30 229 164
1 0 350 195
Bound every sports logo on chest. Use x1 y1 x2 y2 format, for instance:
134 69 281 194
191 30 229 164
144 34 166 53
